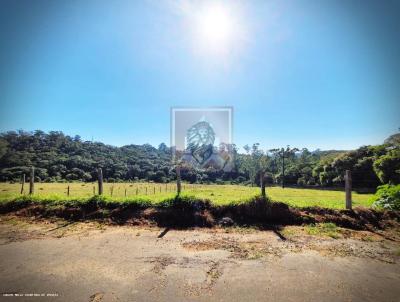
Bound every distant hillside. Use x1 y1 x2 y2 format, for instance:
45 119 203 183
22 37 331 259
311 149 347 157
0 130 172 182
0 130 398 189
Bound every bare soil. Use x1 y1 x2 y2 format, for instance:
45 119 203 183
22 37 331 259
0 215 399 302
2 199 399 231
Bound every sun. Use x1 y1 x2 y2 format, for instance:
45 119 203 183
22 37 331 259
195 4 236 54
198 5 233 44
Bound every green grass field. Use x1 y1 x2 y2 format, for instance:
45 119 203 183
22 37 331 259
0 182 374 209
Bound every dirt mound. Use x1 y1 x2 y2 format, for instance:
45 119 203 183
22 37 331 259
1 197 398 231
301 207 400 230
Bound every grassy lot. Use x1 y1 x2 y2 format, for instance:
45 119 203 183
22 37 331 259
0 182 373 209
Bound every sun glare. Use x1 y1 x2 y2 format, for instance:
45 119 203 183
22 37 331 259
195 4 237 54
198 5 232 44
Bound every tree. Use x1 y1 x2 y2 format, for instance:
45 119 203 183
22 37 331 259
373 149 400 184
384 130 400 146
158 143 168 152
0 138 8 160
1 130 398 189
242 144 269 197
269 146 298 188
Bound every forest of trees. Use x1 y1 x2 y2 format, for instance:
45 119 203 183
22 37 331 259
0 130 399 190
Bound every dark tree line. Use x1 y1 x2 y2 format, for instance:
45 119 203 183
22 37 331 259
0 130 399 190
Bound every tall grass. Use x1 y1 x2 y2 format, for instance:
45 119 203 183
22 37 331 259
0 182 373 209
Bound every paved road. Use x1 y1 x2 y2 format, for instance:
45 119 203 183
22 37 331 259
0 217 399 302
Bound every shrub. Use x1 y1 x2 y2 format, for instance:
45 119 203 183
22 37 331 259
236 176 246 183
307 178 316 186
371 184 400 210
373 149 400 184
215 178 224 185
297 177 306 186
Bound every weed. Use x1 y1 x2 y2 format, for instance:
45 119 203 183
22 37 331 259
281 227 297 238
306 223 341 239
361 235 374 242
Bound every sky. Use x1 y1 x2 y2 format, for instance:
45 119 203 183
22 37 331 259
0 0 399 151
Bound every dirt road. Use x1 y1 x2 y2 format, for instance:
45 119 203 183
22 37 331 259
0 216 399 302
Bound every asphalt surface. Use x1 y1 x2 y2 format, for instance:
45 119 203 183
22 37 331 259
0 217 399 302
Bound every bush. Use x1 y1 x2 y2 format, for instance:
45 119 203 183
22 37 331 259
373 149 400 184
371 184 400 210
307 178 316 185
297 177 306 186
236 176 246 183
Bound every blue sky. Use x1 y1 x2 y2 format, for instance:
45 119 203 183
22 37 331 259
0 0 399 151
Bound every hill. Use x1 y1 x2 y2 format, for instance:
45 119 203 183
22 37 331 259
0 130 399 189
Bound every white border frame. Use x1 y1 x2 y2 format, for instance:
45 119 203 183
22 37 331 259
170 106 233 150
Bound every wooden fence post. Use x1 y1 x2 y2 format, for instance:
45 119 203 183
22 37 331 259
93 186 95 196
176 165 181 194
29 167 34 195
125 188 127 197
260 171 266 197
110 186 114 197
282 148 285 189
98 168 103 195
136 188 138 195
67 185 70 196
20 174 25 194
345 170 352 210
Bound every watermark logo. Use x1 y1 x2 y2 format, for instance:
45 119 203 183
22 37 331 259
171 107 234 172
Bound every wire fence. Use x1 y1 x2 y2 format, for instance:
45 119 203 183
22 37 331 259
0 182 210 198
